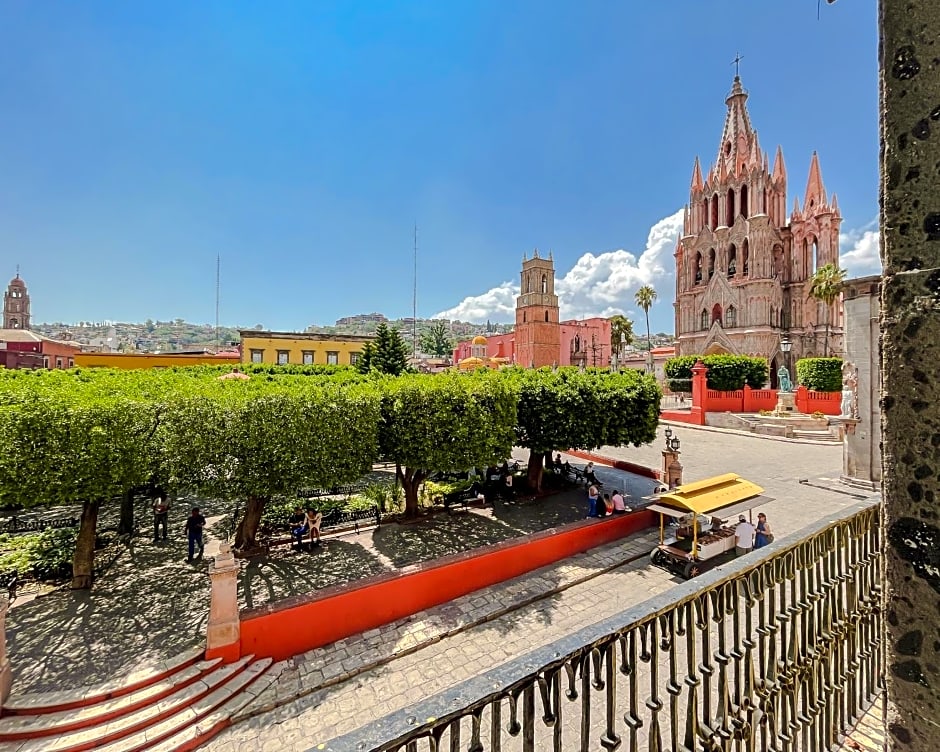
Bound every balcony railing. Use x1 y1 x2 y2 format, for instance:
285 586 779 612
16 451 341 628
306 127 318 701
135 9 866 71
322 500 882 752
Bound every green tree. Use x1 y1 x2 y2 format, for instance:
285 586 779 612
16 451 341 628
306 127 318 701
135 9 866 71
808 263 847 357
513 368 661 490
161 379 380 552
609 315 634 361
634 285 658 370
369 323 410 375
379 372 516 517
0 394 157 589
419 321 454 358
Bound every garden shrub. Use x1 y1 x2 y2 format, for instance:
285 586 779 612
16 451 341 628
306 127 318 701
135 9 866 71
665 354 769 391
796 358 843 392
0 527 78 581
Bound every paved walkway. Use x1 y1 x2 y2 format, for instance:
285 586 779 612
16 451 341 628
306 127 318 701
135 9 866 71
206 426 870 751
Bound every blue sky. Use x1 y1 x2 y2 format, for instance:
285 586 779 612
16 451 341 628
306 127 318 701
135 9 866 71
0 1 880 334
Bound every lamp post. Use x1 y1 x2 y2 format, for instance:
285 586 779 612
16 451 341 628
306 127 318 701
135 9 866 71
774 333 796 414
662 427 683 488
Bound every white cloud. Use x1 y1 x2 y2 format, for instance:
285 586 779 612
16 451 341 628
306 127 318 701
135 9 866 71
840 219 882 277
434 208 684 324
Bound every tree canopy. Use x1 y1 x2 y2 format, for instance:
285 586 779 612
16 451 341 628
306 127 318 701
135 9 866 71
808 263 847 357
357 323 410 375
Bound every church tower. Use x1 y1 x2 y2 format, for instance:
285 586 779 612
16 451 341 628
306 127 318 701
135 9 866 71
674 75 842 382
515 250 560 368
3 273 30 330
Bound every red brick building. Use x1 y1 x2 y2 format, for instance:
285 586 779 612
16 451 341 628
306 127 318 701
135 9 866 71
0 329 81 369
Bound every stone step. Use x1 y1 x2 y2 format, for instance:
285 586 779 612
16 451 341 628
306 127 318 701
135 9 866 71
6 657 258 752
0 659 223 741
91 658 273 752
2 647 205 716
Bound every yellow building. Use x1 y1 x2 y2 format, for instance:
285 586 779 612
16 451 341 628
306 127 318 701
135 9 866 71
74 351 241 369
239 330 374 367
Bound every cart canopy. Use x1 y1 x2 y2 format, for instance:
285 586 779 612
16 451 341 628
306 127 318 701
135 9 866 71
647 473 767 519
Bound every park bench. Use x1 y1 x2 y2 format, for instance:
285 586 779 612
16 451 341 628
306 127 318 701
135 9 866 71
251 504 382 553
442 487 482 513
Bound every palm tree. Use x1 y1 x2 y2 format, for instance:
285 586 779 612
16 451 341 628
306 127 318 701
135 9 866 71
634 285 657 371
609 315 634 363
808 263 847 356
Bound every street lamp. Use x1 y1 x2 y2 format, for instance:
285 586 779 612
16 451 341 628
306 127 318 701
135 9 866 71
664 426 672 449
779 333 793 393
669 436 681 452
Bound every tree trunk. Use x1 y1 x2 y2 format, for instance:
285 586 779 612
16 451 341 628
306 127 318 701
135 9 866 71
118 488 135 537
527 449 544 492
398 465 425 519
71 499 100 590
234 494 267 551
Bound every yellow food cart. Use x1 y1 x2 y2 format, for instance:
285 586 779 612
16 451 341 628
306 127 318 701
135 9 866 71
647 473 772 579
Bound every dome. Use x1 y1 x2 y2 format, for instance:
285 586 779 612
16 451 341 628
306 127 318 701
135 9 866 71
458 357 485 370
8 276 25 288
471 335 487 346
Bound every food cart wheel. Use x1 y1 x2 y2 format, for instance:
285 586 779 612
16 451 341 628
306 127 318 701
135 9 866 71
650 548 663 565
682 562 701 579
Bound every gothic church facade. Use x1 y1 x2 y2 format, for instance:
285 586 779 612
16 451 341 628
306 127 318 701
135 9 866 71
674 76 842 384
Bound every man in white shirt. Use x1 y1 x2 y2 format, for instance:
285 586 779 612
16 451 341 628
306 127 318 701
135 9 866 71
735 515 755 556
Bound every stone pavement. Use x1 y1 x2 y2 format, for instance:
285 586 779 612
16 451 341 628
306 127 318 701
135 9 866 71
206 426 865 750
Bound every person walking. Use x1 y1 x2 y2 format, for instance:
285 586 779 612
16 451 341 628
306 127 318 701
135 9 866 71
734 515 755 556
184 507 206 562
587 484 600 518
754 513 774 548
152 492 170 542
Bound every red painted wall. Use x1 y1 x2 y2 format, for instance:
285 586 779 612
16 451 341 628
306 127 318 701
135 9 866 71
235 510 655 662
795 387 841 415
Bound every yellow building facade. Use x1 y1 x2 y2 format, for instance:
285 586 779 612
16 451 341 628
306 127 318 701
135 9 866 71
239 331 374 367
74 352 241 369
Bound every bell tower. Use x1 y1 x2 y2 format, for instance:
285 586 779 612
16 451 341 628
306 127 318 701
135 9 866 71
3 272 30 330
515 250 560 368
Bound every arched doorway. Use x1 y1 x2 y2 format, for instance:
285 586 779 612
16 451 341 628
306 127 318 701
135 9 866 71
770 356 779 389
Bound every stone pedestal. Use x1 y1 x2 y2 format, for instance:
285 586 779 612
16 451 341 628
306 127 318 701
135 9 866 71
205 542 241 662
0 595 11 715
773 391 796 415
661 450 683 488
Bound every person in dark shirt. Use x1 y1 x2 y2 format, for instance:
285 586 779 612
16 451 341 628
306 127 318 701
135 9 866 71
289 506 307 550
183 507 206 562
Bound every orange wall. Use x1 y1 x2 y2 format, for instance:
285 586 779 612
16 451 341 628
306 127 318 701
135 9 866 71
233 510 655 662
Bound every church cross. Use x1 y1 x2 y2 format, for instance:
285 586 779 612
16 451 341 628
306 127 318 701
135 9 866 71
731 52 744 77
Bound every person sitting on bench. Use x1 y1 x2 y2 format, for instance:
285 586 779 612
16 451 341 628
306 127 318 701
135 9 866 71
305 507 323 547
585 462 602 486
290 506 308 549
553 453 564 473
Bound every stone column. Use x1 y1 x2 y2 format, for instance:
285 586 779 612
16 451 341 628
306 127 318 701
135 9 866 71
0 595 11 713
661 450 683 489
881 0 940 748
205 542 241 663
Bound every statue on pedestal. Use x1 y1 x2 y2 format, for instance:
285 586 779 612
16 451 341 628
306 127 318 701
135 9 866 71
777 365 793 393
841 362 859 419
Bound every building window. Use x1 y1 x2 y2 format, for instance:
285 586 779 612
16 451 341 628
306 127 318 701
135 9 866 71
726 306 737 328
711 303 723 326
302 350 314 365
55 357 63 369
250 349 264 363
350 352 360 366
327 351 339 365
43 356 49 368
277 350 290 365
68 358 74 368
700 310 708 330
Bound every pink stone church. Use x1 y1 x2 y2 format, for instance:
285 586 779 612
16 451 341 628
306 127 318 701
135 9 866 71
674 75 843 386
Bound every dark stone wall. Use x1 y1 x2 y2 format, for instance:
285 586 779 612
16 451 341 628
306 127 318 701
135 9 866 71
881 0 940 748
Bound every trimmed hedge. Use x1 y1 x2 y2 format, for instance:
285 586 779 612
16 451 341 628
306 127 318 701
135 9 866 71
796 358 843 392
665 354 769 391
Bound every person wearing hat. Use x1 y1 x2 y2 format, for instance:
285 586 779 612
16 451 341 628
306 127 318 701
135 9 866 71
734 515 755 556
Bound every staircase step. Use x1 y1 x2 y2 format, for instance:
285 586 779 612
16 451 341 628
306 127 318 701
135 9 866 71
0 659 222 741
139 660 281 752
92 658 273 752
3 647 205 716
9 657 258 752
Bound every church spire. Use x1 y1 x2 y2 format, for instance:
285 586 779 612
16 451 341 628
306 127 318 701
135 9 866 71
803 151 828 210
690 156 704 192
771 145 787 183
711 75 760 181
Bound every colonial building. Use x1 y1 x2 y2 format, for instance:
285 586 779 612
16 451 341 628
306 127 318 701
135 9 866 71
674 76 843 384
3 273 30 330
239 330 373 367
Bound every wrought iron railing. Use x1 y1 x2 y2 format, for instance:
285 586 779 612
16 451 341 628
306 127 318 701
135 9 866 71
321 500 882 752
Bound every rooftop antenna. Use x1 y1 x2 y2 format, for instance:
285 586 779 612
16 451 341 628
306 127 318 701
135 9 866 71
215 254 221 352
412 224 418 359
